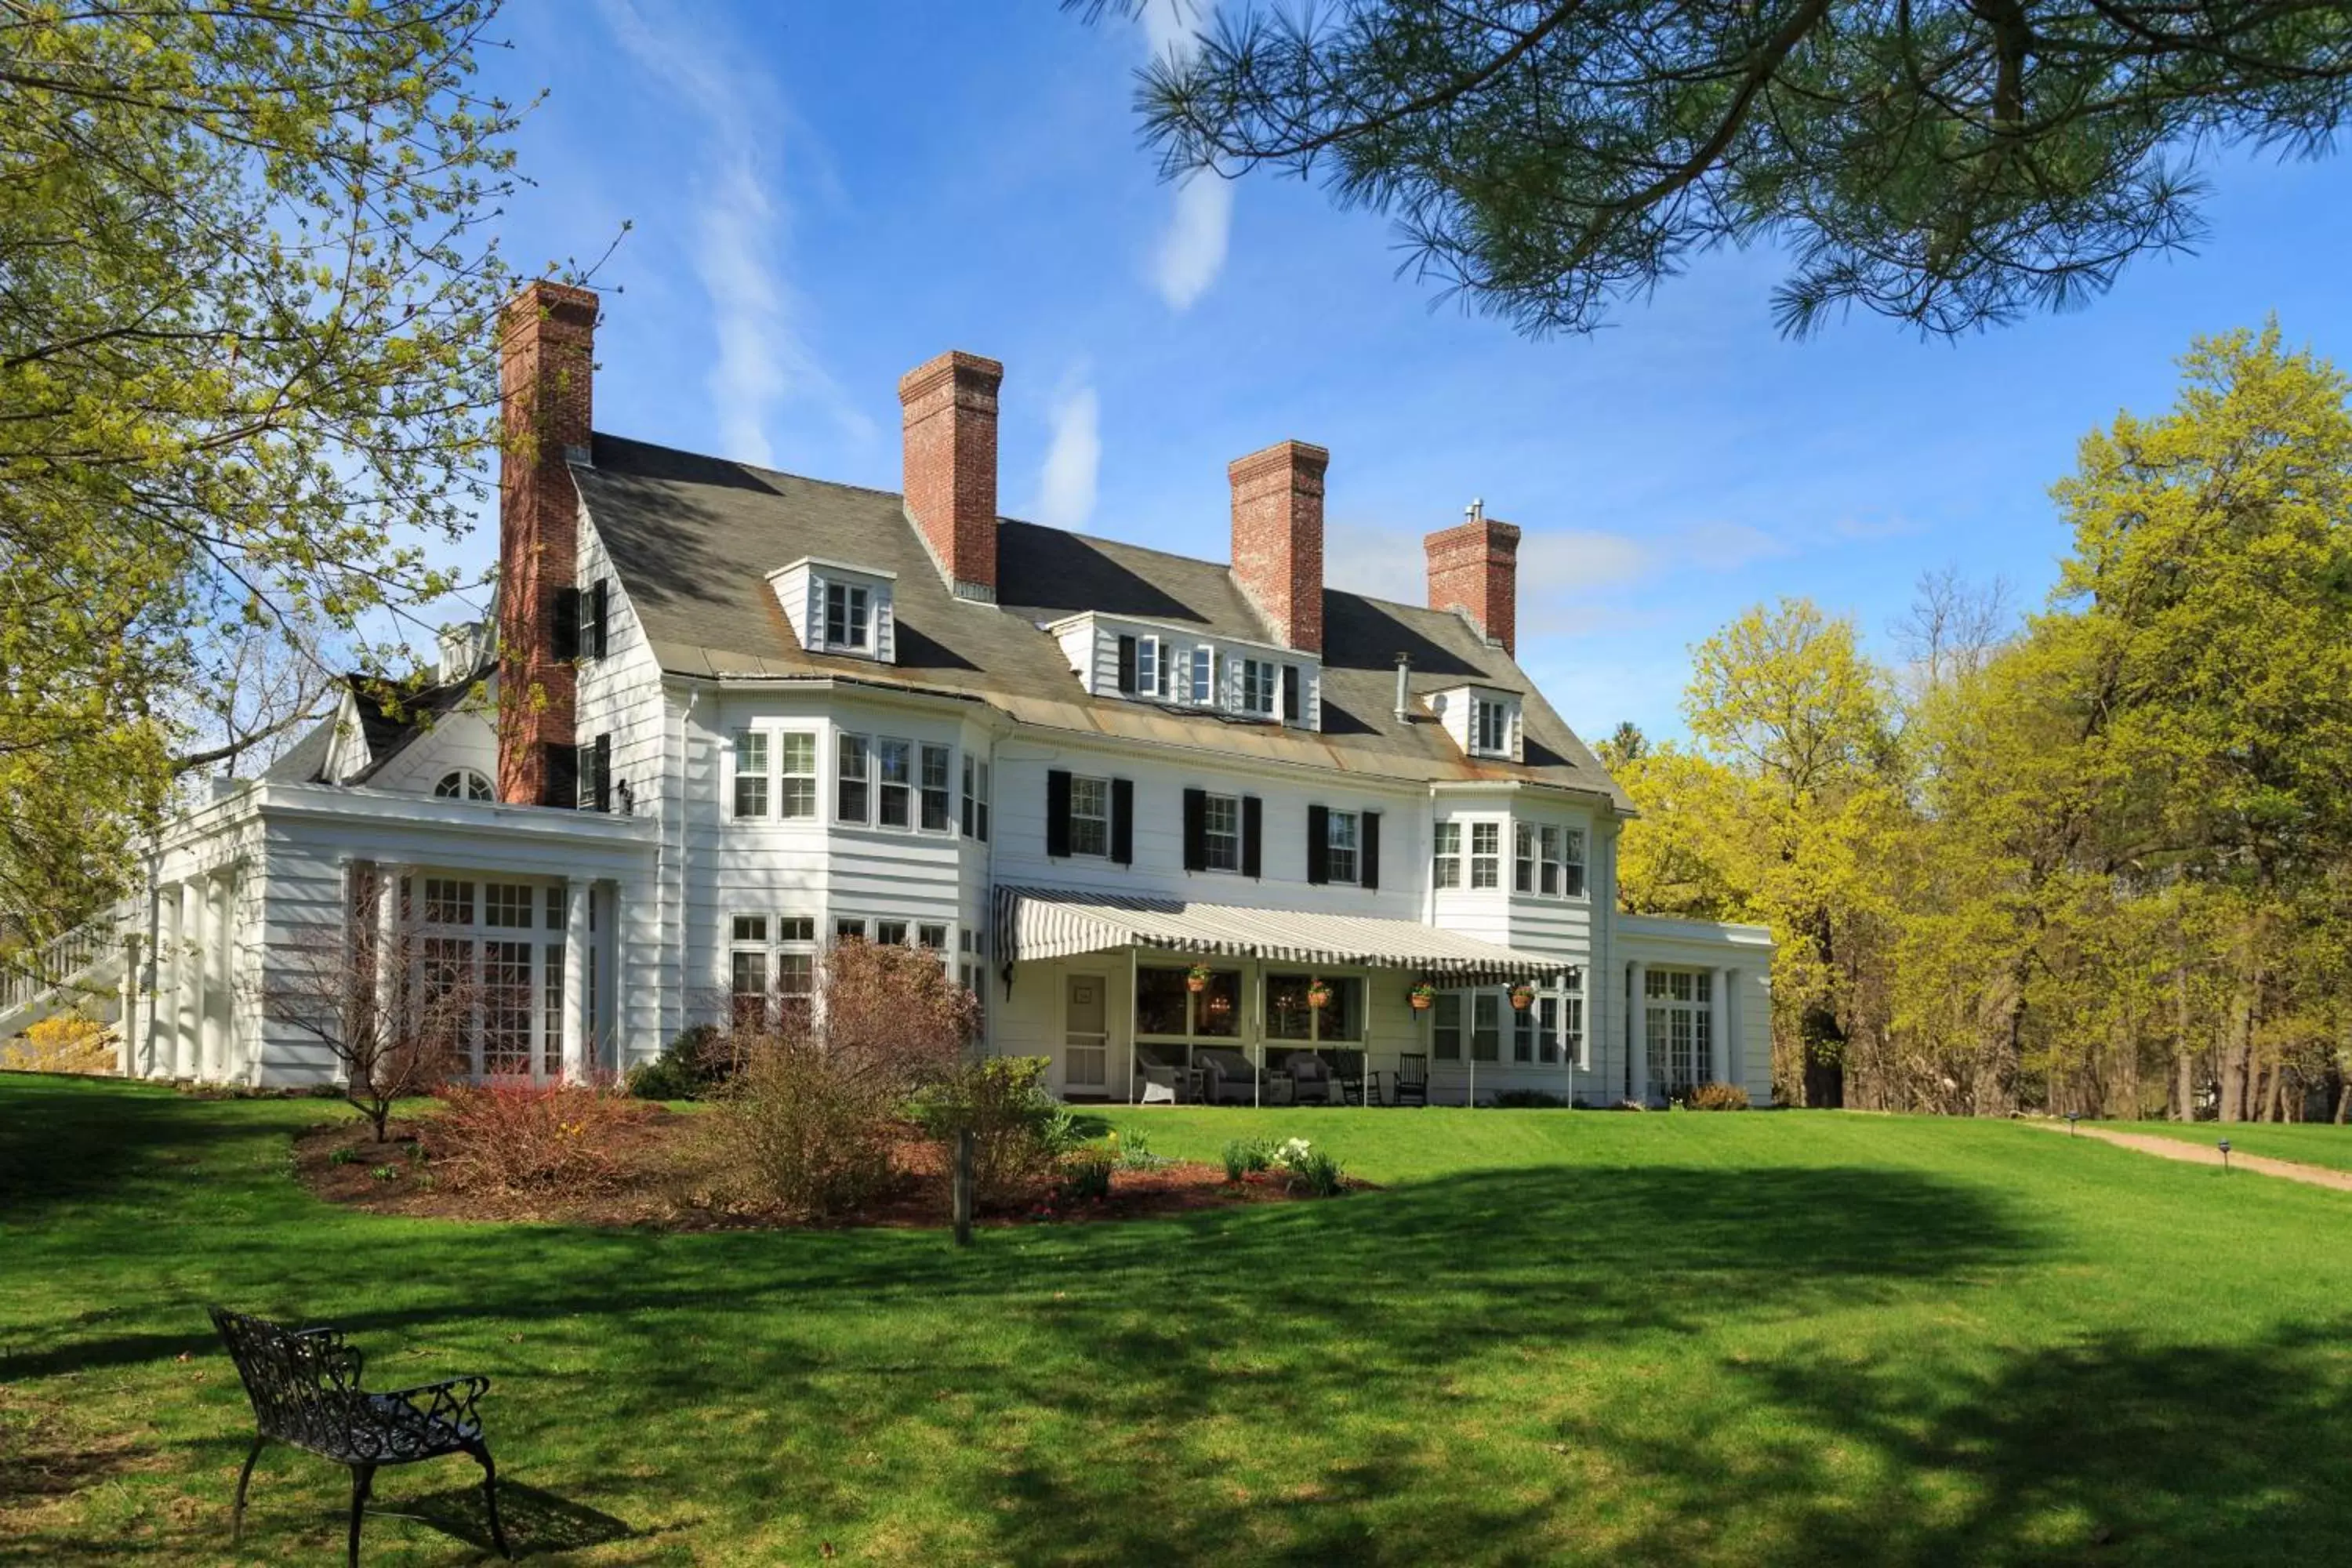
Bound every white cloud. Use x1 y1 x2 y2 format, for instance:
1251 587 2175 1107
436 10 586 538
593 0 871 466
1140 2 1232 311
1681 519 1791 571
1038 381 1102 531
1322 521 1652 612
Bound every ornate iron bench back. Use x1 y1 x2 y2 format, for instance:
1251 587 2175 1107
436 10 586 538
209 1306 370 1457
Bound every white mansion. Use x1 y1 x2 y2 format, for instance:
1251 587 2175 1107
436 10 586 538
26 284 1771 1107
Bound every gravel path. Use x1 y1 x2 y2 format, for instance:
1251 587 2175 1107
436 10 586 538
2025 1120 2352 1192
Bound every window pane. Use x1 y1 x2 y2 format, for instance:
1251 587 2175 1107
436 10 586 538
1432 993 1462 1060
917 923 947 951
1070 775 1109 857
730 949 768 1030
1203 794 1240 871
1265 974 1312 1040
780 732 817 818
876 920 908 946
877 739 911 828
733 731 768 818
484 940 532 1073
731 914 768 942
779 916 815 942
1135 967 1190 1037
1193 969 1242 1037
1327 811 1358 884
485 884 533 928
1319 977 1361 1042
837 735 869 822
920 744 952 832
1472 993 1501 1061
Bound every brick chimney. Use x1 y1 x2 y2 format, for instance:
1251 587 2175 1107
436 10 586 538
1228 440 1328 653
495 281 597 804
1425 503 1522 654
898 350 1003 601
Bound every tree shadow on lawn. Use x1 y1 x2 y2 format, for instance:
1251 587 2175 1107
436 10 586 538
0 1073 300 1223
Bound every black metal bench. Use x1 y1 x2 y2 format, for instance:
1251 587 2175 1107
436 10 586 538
208 1305 511 1566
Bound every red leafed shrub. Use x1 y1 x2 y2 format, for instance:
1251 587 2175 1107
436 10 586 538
426 1081 652 1193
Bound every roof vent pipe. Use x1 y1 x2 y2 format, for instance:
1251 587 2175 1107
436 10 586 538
1394 652 1412 721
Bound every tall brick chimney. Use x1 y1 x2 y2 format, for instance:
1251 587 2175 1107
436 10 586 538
1228 439 1328 653
495 281 597 805
898 350 1003 601
1425 503 1522 654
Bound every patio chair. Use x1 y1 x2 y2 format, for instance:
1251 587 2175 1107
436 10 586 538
1196 1047 1259 1105
208 1306 511 1567
1286 1051 1337 1105
1133 1046 1182 1105
1393 1053 1429 1107
1330 1050 1367 1106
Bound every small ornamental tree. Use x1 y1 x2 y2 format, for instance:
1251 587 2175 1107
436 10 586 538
256 877 474 1141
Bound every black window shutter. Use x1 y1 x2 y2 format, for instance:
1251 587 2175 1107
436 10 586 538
542 740 577 808
1116 634 1138 695
550 586 581 661
1110 779 1134 866
1046 769 1073 858
1305 804 1330 884
590 580 609 659
1362 811 1381 890
1282 665 1300 723
1242 795 1263 879
593 733 612 813
1181 788 1207 872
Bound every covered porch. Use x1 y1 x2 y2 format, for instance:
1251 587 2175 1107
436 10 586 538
990 886 1584 1108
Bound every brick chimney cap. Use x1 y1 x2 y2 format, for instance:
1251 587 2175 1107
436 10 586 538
898 350 1005 402
500 280 600 334
1228 440 1330 485
1424 515 1523 553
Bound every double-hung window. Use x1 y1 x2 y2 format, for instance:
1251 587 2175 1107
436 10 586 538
824 582 870 650
1561 969 1584 1065
732 730 769 819
1540 826 1563 895
1561 828 1587 897
876 739 912 829
1514 824 1536 894
1135 636 1167 699
779 731 817 818
1432 822 1461 889
1326 810 1360 885
836 733 869 824
1068 776 1110 858
1472 696 1510 755
1470 822 1501 889
1432 993 1463 1060
1470 993 1502 1062
1202 793 1240 872
1239 657 1277 717
1189 646 1214 704
919 743 952 832
961 754 991 840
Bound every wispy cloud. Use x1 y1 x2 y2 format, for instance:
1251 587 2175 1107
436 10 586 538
1141 2 1232 311
1682 519 1791 571
1323 521 1650 613
593 0 870 467
1038 376 1102 530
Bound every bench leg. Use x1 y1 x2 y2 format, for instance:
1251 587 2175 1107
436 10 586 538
347 1463 374 1568
230 1434 266 1544
473 1444 512 1560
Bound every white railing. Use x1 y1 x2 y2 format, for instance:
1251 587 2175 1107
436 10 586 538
1 914 122 1014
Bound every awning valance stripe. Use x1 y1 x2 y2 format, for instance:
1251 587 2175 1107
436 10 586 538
991 884 1570 986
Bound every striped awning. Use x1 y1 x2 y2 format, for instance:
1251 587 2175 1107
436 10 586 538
992 884 1569 986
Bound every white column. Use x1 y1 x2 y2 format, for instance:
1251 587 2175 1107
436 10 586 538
176 880 205 1078
201 874 230 1081
116 935 140 1078
1627 960 1649 1105
612 877 651 1076
1708 966 1730 1086
561 877 589 1083
151 891 181 1079
1725 967 1744 1094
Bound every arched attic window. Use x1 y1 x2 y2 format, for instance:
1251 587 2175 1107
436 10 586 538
434 768 495 802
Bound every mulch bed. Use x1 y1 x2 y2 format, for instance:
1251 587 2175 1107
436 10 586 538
292 1115 1356 1232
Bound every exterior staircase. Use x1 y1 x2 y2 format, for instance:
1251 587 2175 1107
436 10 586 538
0 913 129 1044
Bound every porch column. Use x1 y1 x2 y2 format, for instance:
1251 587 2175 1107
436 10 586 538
201 873 230 1081
175 880 203 1079
1708 966 1730 1086
149 888 180 1079
1626 960 1648 1105
561 877 588 1083
116 935 140 1078
614 877 654 1076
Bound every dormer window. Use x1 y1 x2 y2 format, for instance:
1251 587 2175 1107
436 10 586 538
1239 657 1278 717
824 581 870 650
1433 684 1522 760
1472 696 1510 755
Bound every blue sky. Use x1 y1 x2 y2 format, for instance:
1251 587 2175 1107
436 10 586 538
469 2 2352 743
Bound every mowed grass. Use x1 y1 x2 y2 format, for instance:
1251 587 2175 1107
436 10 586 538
2096 1118 2352 1174
5 1079 2352 1566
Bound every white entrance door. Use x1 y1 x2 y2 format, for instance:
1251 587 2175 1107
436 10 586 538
1065 975 1109 1091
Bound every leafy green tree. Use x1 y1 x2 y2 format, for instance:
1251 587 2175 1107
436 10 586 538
0 2 593 939
1094 0 2352 336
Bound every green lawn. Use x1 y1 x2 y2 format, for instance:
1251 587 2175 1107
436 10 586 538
5 1077 2351 1566
2096 1118 2352 1174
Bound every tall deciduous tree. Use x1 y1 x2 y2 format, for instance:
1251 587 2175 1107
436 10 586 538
1091 1 2352 336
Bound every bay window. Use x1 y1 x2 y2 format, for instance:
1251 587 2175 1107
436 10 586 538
877 739 912 828
837 734 869 823
732 730 768 818
779 732 817 818
1432 822 1461 889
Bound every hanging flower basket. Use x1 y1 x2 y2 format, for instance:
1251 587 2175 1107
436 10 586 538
1408 982 1437 1011
1185 963 1213 993
1305 981 1333 1010
1508 985 1537 1011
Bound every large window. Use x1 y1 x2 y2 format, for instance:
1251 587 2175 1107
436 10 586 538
961 754 991 840
1326 811 1360 885
920 744 952 833
1265 975 1363 1043
779 731 817 818
1432 822 1461 889
877 739 912 829
1134 966 1241 1040
1202 793 1240 872
1471 822 1501 889
1069 776 1110 858
837 733 869 823
1645 969 1714 1098
1514 822 1587 898
728 912 818 1031
732 730 768 818
824 581 870 650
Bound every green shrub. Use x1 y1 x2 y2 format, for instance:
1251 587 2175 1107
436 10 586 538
909 1055 1065 1208
1056 1149 1114 1203
1110 1128 1170 1171
627 1025 728 1101
1221 1137 1274 1183
1494 1090 1570 1109
1272 1138 1346 1197
328 1145 359 1166
1685 1081 1752 1111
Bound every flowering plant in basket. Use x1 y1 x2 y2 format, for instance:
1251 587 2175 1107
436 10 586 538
1185 963 1214 993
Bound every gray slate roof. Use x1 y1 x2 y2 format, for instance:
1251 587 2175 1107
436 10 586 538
572 434 1628 806
263 673 481 786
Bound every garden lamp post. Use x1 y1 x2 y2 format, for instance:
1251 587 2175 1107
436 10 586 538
2065 1112 2081 1137
2218 1138 2232 1174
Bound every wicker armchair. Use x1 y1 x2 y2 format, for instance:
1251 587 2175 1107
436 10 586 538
208 1305 511 1566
